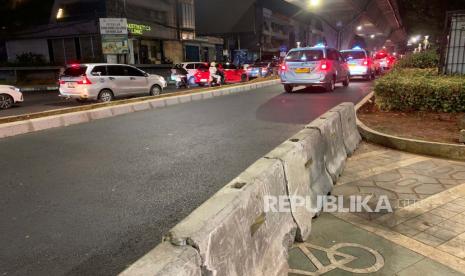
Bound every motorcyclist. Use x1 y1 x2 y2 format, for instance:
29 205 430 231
209 62 222 86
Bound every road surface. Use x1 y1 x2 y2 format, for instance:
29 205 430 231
0 80 373 275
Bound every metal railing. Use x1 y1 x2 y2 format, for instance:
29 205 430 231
440 10 465 75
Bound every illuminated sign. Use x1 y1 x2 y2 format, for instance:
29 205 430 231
128 23 152 35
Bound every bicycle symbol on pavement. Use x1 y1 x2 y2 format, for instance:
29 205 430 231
289 242 385 275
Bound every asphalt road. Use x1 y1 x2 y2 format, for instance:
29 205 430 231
0 80 373 275
0 85 183 118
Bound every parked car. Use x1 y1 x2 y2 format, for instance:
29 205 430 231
59 63 167 102
0 85 23 109
246 61 278 78
279 45 350 93
192 63 248 86
219 63 248 83
178 62 209 77
340 47 376 80
192 63 212 86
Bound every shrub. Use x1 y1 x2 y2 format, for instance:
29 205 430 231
395 50 439 69
374 68 465 112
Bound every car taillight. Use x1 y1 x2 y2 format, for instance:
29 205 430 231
77 76 92 85
362 59 369 66
280 64 287 71
59 80 65 85
320 60 330 71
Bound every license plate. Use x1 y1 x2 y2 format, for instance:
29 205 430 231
67 83 75 88
295 68 310 73
200 79 208 82
349 64 356 68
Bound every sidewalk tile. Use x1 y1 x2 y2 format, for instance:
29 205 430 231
438 234 465 259
429 207 459 219
396 258 463 276
425 226 459 242
413 232 445 247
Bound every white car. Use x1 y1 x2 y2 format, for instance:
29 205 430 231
0 85 23 109
178 62 209 76
59 63 167 102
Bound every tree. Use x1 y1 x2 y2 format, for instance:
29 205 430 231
399 0 465 43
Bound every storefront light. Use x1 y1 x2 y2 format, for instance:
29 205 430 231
56 8 64 19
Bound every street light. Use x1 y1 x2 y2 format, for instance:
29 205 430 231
309 0 320 7
370 34 375 39
356 25 363 31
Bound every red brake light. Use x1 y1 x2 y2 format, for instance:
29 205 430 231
363 59 370 66
77 76 92 85
70 64 80 68
280 64 287 71
320 60 330 71
59 80 65 85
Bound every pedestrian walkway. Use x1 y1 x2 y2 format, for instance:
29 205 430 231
288 142 465 275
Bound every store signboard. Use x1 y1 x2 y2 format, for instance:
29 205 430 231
128 23 152 35
100 18 128 35
101 34 129 54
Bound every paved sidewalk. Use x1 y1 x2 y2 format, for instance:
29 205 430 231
288 142 465 275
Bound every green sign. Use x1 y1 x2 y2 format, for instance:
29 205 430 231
101 34 129 54
128 23 152 35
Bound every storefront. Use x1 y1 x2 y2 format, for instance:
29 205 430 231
183 36 224 62
125 20 183 65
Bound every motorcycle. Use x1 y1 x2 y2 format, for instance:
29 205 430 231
170 66 189 89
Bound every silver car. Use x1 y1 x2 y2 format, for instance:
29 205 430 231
279 46 350 93
59 63 167 102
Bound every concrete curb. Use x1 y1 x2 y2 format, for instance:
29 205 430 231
0 79 281 139
356 92 465 161
120 102 360 276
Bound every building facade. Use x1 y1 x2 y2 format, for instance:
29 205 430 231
195 0 328 64
1 0 222 65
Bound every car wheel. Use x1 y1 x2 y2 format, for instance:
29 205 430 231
326 78 335 92
241 74 248 82
371 71 376 80
284 84 293 93
98 89 113 103
150 84 162 96
343 75 350 87
0 94 13 109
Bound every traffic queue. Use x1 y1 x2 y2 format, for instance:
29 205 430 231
0 47 396 110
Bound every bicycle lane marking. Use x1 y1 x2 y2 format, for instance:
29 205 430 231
289 242 384 275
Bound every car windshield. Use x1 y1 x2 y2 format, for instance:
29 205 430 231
341 51 366 60
63 66 87 77
285 50 324 62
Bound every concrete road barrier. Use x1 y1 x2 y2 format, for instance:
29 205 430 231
329 103 361 156
120 242 201 276
265 137 314 242
121 102 361 275
306 111 347 183
164 158 296 276
290 128 334 211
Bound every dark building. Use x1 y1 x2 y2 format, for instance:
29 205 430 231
1 0 209 65
195 0 328 64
